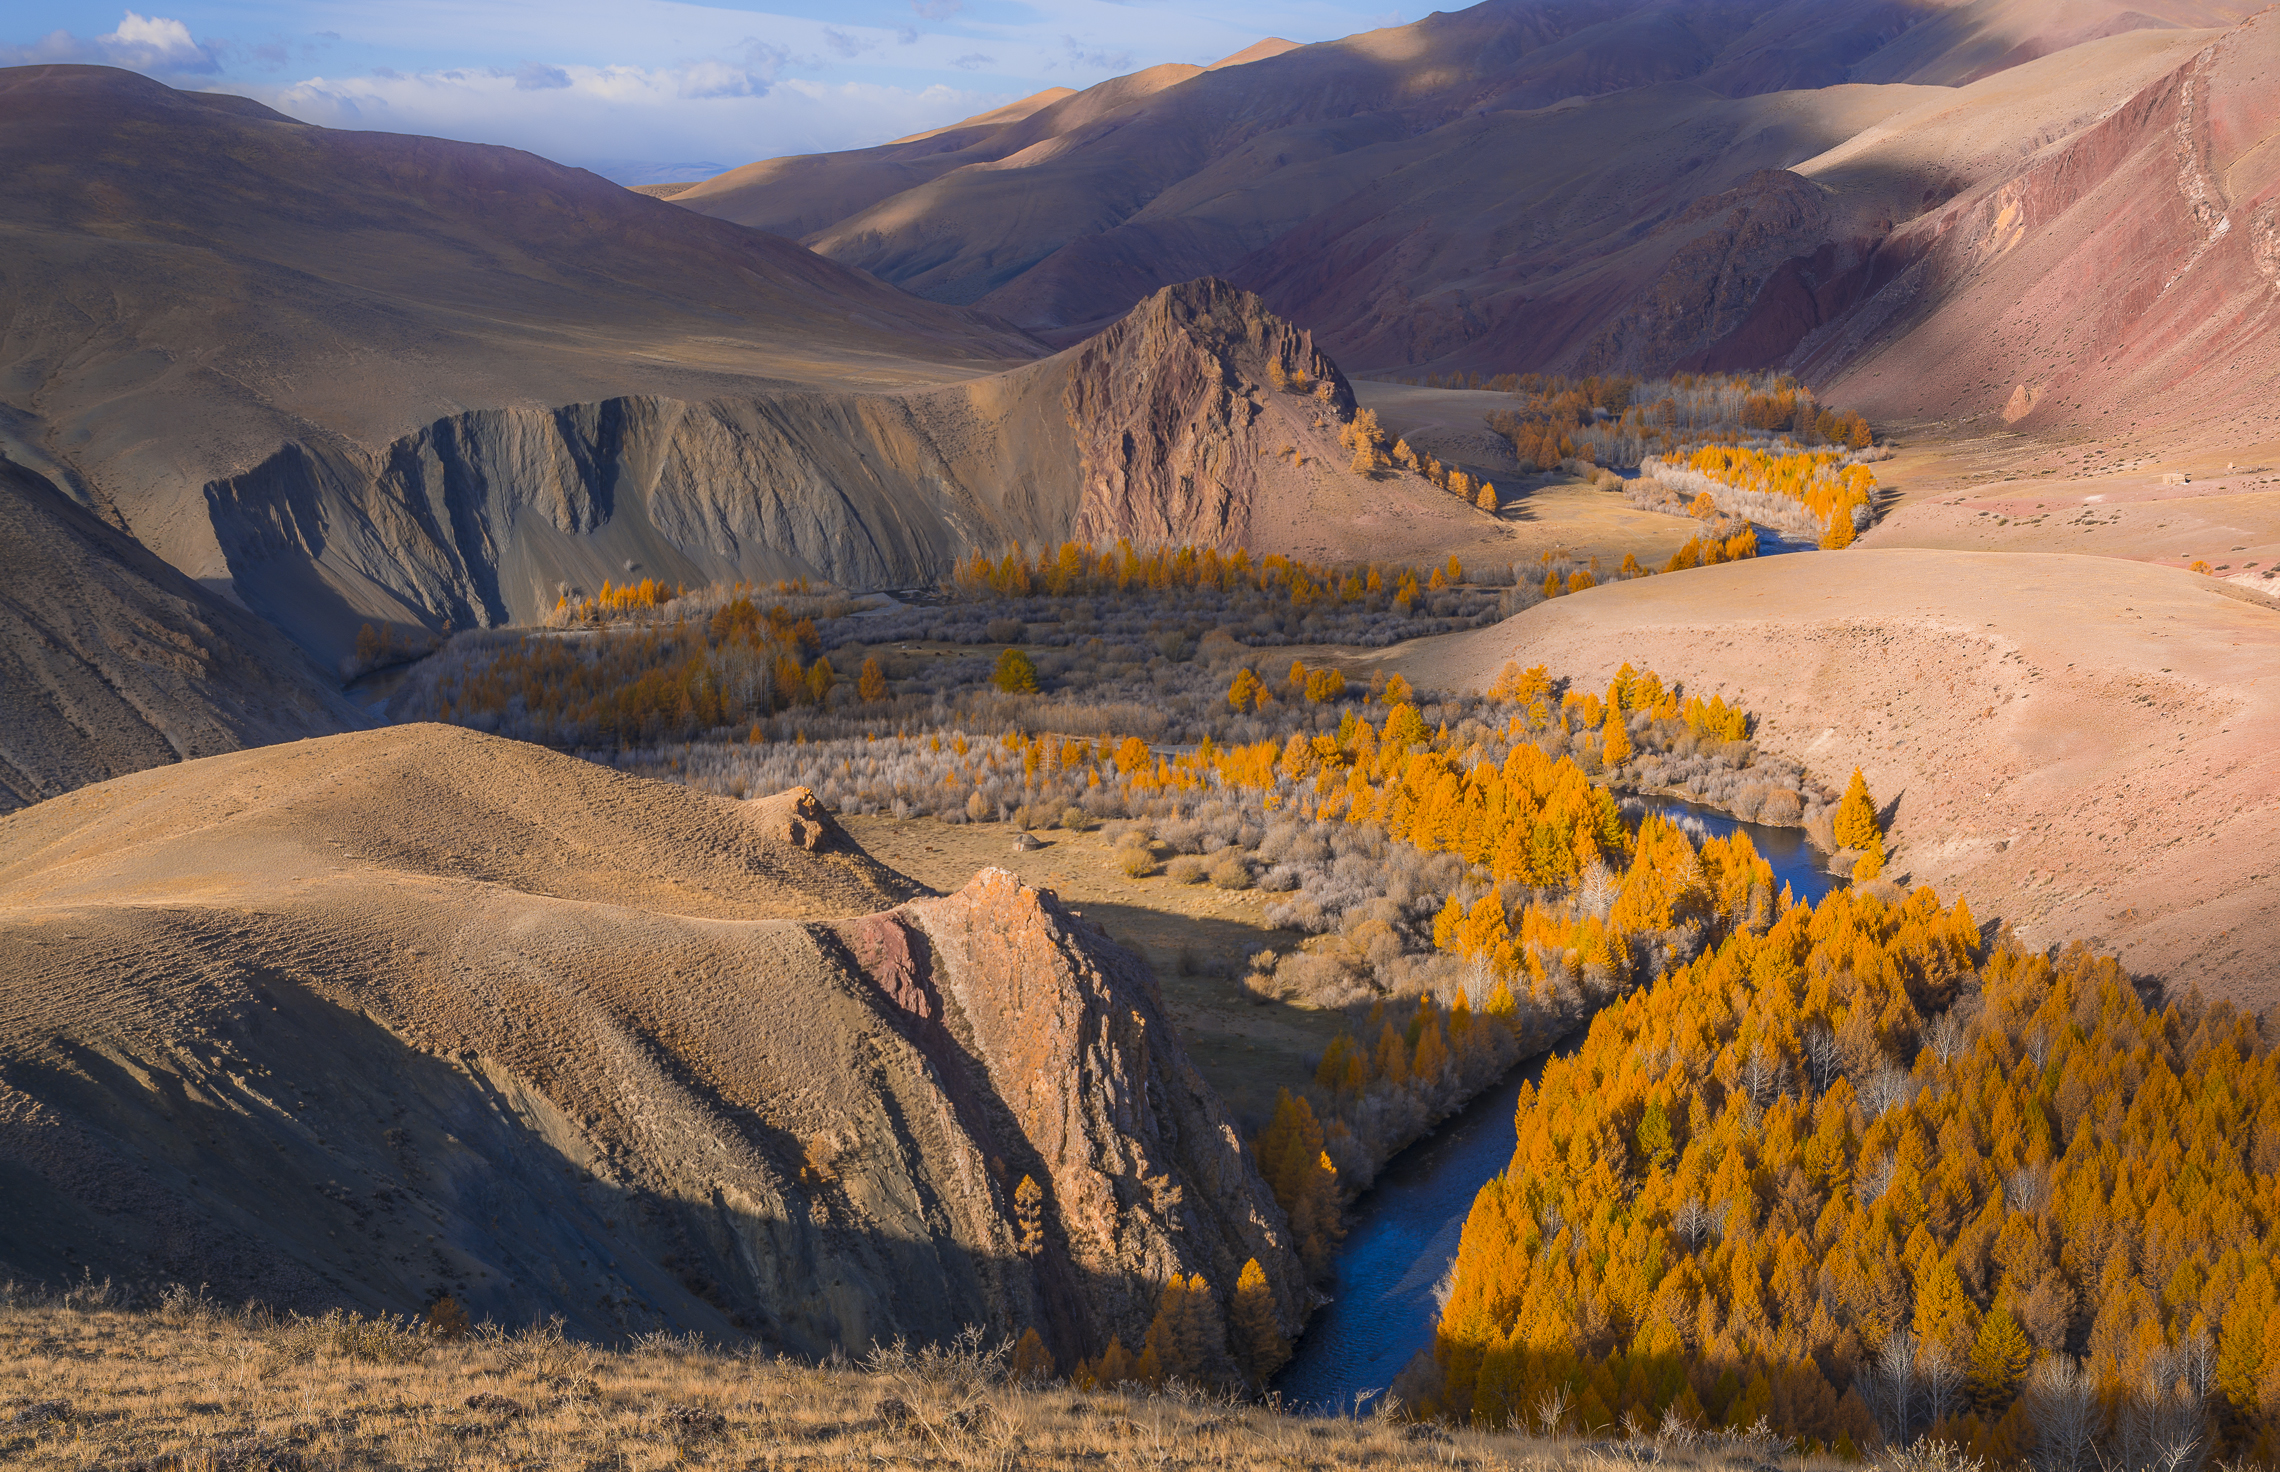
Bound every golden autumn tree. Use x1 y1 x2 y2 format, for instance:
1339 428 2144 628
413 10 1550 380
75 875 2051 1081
1835 766 1882 853
857 656 889 702
992 647 1038 694
1014 1174 1046 1256
1601 695 1633 767
1010 1327 1055 1383
1230 1258 1292 1387
1253 1090 1344 1276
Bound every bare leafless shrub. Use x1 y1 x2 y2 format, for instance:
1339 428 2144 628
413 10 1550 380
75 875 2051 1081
1756 787 1803 825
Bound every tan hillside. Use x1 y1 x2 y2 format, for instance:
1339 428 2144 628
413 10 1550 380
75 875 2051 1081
1391 548 2280 1013
1800 10 2280 449
0 64 1041 668
0 726 1304 1359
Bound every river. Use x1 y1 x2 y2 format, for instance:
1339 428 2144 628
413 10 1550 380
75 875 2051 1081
1272 795 1838 1413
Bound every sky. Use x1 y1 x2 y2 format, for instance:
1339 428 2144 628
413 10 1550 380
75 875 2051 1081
2 0 1410 182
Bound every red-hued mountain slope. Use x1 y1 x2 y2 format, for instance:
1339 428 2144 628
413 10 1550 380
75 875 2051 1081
1798 10 2280 438
673 0 2259 362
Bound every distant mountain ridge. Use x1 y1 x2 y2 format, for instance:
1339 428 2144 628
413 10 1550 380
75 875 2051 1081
671 0 2273 420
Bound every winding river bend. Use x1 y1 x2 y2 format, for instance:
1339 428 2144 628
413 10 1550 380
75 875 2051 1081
1274 796 1838 1413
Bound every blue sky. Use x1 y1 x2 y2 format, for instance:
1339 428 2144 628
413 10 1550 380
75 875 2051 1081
3 1 1409 181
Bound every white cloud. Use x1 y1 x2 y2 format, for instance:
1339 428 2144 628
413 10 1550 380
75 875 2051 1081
0 8 219 74
257 63 1009 167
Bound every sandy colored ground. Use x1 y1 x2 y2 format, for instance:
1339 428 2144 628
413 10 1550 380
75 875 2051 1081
1864 431 2280 596
840 816 1343 1135
1389 548 2280 1013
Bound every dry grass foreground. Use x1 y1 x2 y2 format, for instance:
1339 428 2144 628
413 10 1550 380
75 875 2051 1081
1390 547 2280 1012
0 1293 1926 1472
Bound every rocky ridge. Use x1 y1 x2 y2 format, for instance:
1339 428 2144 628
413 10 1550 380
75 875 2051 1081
202 281 1498 660
0 727 1306 1361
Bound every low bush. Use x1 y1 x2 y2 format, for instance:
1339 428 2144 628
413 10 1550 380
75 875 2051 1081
1208 854 1253 890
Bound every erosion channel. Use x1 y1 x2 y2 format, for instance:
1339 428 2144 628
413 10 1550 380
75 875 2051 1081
1274 796 1838 1413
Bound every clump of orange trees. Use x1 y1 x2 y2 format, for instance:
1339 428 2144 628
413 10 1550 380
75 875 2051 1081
1070 1256 1295 1393
951 541 1389 609
1643 446 1877 547
1474 372 1875 472
1421 892 2280 1465
551 576 676 625
1664 523 1759 572
390 594 851 746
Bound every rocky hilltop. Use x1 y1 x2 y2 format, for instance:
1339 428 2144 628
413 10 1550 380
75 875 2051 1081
0 727 1305 1359
1062 278 1354 547
200 280 1505 659
0 67 1515 671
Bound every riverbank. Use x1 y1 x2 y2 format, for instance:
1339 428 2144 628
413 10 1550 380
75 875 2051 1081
1277 793 1843 1413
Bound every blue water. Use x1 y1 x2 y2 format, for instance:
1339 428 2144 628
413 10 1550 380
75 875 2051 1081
1272 1044 1567 1415
1753 525 1814 556
1272 798 1835 1414
1628 793 1838 909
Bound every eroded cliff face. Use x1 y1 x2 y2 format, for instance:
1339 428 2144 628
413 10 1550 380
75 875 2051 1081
197 281 1375 667
0 454 362 812
0 730 1304 1362
201 394 1058 644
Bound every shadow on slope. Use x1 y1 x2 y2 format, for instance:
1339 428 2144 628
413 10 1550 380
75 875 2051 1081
0 454 361 813
0 728 1308 1365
